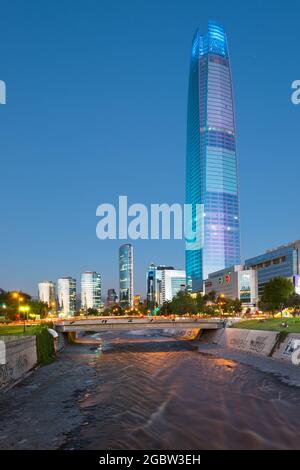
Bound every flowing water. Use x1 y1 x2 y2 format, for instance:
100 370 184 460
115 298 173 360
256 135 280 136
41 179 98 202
65 331 300 450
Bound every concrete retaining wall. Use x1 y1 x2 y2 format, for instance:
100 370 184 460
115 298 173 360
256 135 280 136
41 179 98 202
0 336 37 389
162 328 201 340
271 332 300 362
200 328 300 363
56 331 68 352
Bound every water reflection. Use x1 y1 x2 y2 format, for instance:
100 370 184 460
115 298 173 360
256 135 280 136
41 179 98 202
66 331 300 450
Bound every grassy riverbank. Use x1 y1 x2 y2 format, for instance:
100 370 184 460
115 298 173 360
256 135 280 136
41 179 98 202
0 324 56 365
232 318 300 333
0 325 37 335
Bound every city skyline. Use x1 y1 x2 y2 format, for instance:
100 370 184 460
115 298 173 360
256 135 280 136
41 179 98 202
1 1 300 297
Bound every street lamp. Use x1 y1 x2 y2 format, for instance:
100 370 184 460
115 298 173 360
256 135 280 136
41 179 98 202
11 292 24 321
20 305 30 333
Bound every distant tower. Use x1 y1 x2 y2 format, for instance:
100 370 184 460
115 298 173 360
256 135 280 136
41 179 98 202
57 277 76 317
146 265 186 305
146 264 158 304
119 244 134 308
38 281 56 313
185 21 241 292
81 271 101 311
160 268 186 303
107 288 118 307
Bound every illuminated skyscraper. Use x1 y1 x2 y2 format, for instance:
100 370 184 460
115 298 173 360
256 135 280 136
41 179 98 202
38 281 56 313
146 263 161 305
81 271 102 311
146 264 186 305
119 244 134 308
57 277 76 317
185 21 241 291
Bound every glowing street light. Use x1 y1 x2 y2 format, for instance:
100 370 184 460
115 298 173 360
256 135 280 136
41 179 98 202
20 305 30 333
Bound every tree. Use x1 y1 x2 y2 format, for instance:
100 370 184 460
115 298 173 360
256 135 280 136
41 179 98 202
168 291 197 315
286 292 300 316
260 277 295 316
108 305 124 316
160 301 172 315
196 292 207 312
203 304 219 316
86 308 99 316
203 290 217 303
226 298 242 315
158 292 197 315
0 289 34 320
28 300 49 319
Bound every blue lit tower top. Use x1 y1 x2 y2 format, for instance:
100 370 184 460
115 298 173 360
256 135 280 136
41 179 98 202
186 21 241 291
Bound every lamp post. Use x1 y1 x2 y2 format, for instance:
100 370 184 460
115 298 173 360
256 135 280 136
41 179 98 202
20 305 30 333
12 292 24 321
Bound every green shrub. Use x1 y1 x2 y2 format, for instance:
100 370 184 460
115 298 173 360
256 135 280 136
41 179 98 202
35 326 56 365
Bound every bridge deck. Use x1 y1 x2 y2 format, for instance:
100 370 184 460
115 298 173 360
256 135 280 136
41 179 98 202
55 318 223 333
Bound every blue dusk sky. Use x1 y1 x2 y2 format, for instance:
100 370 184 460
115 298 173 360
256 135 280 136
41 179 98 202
0 0 299 297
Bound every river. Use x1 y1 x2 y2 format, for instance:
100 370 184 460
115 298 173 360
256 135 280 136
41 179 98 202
1 330 300 450
63 330 300 450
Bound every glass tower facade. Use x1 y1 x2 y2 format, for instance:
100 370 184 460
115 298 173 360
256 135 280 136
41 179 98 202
185 21 241 291
119 244 134 308
38 280 56 314
245 240 300 297
81 271 102 311
57 277 76 317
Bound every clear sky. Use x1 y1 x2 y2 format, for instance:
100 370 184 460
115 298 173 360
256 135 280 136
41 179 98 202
0 0 299 298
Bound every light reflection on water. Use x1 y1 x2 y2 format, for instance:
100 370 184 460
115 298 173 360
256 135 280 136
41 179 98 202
68 331 300 450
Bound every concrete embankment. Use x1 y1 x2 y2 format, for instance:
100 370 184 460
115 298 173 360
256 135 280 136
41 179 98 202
0 330 70 390
0 336 37 389
162 328 201 340
163 326 300 385
199 328 300 363
198 327 300 386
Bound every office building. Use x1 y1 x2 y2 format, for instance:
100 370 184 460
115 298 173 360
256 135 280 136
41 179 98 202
146 265 172 305
38 281 56 313
245 240 300 297
146 263 162 305
119 244 134 308
204 265 257 307
57 277 76 317
160 269 186 303
107 288 118 307
81 271 102 311
185 21 241 292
